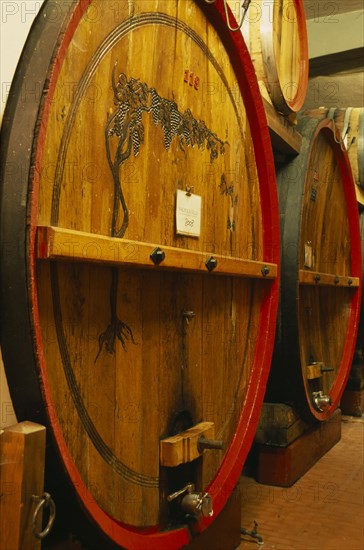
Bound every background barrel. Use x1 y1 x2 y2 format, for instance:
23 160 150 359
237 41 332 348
228 0 309 115
304 107 364 203
341 210 364 408
266 117 361 422
0 0 279 547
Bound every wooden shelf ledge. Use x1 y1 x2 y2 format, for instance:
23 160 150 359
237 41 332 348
299 269 359 287
36 226 277 280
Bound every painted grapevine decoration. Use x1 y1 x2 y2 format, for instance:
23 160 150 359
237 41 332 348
96 66 226 360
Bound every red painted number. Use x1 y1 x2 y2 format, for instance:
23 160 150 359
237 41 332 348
184 69 200 91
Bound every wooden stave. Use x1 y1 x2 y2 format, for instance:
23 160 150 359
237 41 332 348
268 117 362 422
0 1 280 548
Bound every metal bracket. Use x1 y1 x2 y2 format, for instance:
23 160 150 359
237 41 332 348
241 521 264 545
205 256 218 272
310 187 318 202
150 247 165 265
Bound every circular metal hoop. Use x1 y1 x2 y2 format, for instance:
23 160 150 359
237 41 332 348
32 492 56 540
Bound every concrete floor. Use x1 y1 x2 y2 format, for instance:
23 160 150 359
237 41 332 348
238 416 364 550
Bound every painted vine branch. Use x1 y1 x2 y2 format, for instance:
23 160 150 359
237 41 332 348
96 65 226 360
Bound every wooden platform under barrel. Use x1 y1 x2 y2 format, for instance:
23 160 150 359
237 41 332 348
0 0 279 543
267 117 361 421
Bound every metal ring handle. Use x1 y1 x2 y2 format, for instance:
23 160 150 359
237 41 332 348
32 492 56 540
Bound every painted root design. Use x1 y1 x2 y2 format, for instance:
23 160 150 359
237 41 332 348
96 64 226 361
95 267 135 362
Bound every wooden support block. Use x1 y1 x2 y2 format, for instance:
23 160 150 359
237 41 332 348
254 403 308 447
160 422 215 467
0 421 46 550
340 389 364 417
256 409 341 487
306 363 324 380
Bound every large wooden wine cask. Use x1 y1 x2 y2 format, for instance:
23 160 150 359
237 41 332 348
227 0 309 115
0 0 280 547
304 107 364 203
266 117 361 422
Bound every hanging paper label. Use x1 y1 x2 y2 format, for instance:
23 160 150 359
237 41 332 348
304 242 314 269
176 190 202 237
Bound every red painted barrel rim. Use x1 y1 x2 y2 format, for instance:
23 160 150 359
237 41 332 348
21 1 280 547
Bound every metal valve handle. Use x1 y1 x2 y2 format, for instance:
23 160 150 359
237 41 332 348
167 483 213 518
167 483 194 502
312 390 332 412
182 491 213 518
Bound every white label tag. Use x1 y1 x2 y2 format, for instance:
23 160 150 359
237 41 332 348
176 190 202 237
304 243 313 269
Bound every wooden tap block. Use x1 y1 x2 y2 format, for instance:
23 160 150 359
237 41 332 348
306 362 324 380
0 421 46 550
160 422 215 467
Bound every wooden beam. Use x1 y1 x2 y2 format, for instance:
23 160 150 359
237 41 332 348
309 48 364 77
0 422 46 550
36 226 277 280
160 422 216 467
298 269 359 287
263 99 302 156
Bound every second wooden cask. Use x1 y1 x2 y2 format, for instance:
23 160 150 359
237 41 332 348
266 117 361 421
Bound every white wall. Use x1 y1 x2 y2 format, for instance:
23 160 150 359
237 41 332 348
306 9 364 59
1 0 44 119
